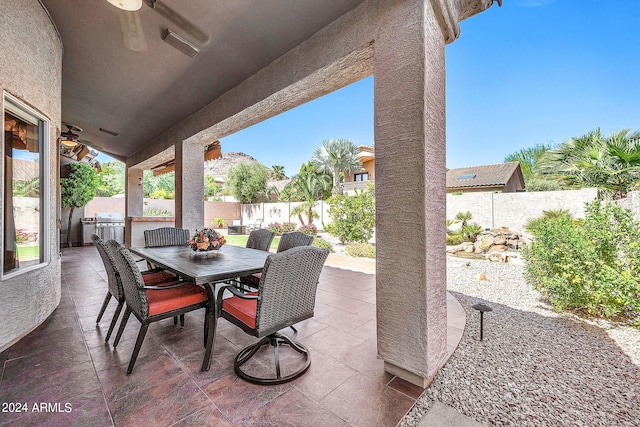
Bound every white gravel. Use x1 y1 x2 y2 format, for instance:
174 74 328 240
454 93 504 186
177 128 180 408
400 256 640 427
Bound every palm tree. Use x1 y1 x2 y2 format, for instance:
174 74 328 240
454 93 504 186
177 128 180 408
270 165 286 180
538 128 640 199
284 164 332 224
311 138 361 194
504 143 555 183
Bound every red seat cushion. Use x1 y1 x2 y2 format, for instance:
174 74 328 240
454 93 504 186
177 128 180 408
222 292 258 328
142 270 178 286
146 283 207 316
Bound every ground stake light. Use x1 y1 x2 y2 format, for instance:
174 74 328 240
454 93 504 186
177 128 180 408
471 302 493 341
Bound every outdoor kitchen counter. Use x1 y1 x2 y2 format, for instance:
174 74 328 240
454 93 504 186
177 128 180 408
126 216 175 247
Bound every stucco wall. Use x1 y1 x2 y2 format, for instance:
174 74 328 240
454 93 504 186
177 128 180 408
447 188 598 233
0 0 63 351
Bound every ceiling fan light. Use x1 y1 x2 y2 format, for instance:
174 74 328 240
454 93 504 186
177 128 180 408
61 138 77 148
107 0 142 11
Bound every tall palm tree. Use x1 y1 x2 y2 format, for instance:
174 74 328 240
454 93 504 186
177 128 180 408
539 128 640 199
284 163 332 224
311 138 361 194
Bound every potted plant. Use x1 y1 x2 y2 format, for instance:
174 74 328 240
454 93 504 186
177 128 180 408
212 217 227 229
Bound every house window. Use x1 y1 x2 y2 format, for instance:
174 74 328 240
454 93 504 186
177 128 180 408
457 173 476 180
2 95 49 277
354 172 369 182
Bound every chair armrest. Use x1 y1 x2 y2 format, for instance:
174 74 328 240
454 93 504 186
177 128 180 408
143 282 191 290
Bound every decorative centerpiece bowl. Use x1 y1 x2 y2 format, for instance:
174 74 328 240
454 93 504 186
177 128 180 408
189 228 226 254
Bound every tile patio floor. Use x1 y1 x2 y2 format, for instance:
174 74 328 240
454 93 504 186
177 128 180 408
0 246 463 426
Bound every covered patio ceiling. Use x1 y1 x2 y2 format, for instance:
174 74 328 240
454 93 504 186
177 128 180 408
40 0 364 161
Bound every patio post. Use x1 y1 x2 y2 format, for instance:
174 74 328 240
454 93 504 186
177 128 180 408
125 167 144 246
174 138 205 232
374 0 448 387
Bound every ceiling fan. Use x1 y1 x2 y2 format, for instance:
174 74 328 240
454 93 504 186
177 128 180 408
59 123 100 163
107 0 210 53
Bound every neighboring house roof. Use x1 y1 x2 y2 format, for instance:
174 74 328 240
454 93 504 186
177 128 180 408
446 162 525 190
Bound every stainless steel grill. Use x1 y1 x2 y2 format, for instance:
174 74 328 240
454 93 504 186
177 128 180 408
95 212 125 244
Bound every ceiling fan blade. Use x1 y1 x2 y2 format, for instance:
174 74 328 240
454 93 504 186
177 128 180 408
118 9 148 51
144 0 210 45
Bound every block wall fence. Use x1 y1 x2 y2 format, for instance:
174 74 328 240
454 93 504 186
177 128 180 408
84 187 640 239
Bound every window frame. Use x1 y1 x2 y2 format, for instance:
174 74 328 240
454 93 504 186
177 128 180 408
2 92 51 279
354 172 369 182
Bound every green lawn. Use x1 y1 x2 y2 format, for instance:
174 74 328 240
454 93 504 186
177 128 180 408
224 235 280 250
17 245 39 259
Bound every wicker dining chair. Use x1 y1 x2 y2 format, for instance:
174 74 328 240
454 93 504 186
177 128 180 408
216 246 329 385
143 227 190 247
92 235 179 343
108 240 215 374
246 229 275 252
276 231 314 253
143 227 191 326
239 231 314 292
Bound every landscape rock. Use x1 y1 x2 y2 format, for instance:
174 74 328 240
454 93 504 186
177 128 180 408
447 227 526 263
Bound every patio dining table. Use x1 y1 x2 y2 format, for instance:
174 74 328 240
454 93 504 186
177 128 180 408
129 244 270 286
128 244 271 370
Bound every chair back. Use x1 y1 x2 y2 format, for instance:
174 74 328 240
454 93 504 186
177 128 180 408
256 246 328 333
276 231 314 253
144 227 190 247
91 234 123 300
246 229 275 252
107 240 150 319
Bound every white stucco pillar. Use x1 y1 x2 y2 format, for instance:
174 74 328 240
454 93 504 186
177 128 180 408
174 139 204 232
375 0 448 387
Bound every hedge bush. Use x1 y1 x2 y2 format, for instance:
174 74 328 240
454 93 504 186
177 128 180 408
312 237 334 252
523 201 640 325
325 189 375 244
345 242 376 258
298 224 318 236
267 222 296 235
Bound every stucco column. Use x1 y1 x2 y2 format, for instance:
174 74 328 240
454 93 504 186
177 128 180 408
175 138 204 232
124 167 144 246
375 0 448 387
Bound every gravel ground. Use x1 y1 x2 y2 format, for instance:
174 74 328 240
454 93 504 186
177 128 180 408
400 256 640 427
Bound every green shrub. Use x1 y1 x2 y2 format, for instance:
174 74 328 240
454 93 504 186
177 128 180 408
267 222 296 235
325 189 375 244
144 208 173 216
298 224 318 236
345 242 376 258
523 201 640 325
312 237 334 252
525 209 572 234
446 233 465 246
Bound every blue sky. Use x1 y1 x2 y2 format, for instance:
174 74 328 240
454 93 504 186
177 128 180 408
99 0 640 175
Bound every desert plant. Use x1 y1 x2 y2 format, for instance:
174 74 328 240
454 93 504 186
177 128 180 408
325 188 375 244
212 217 227 228
143 208 173 216
345 242 376 258
297 224 318 236
525 209 573 234
523 201 640 324
312 237 333 252
267 222 296 235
